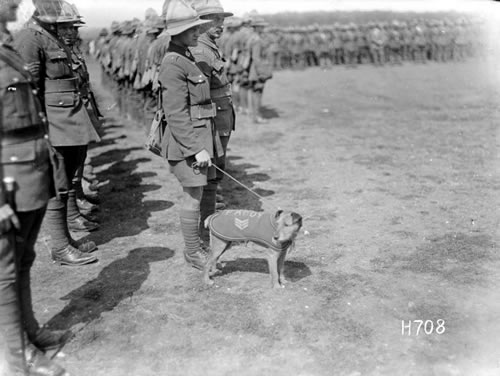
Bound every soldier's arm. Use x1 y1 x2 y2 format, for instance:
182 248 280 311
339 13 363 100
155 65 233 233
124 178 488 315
13 30 45 103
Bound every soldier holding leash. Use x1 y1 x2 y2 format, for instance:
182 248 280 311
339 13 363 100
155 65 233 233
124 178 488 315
190 0 235 246
158 0 217 270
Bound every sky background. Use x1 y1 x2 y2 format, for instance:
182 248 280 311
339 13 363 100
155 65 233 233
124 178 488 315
12 0 497 29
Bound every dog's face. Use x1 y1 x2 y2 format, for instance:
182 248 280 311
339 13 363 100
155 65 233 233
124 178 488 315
273 210 303 243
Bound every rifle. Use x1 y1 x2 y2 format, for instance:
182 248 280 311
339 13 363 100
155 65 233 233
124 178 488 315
3 177 27 376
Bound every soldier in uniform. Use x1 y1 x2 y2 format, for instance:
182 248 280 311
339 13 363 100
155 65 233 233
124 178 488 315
369 22 386 66
232 16 252 114
158 0 216 270
61 5 102 225
14 0 99 266
136 15 166 130
190 0 235 245
247 16 272 124
0 1 70 375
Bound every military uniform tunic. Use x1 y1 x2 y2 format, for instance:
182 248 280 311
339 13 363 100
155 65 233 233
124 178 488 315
191 33 235 137
0 32 51 210
158 42 216 162
0 29 53 364
14 18 100 147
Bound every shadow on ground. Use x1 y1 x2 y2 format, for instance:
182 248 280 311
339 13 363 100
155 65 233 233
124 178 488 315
260 105 280 120
218 257 311 282
46 246 174 331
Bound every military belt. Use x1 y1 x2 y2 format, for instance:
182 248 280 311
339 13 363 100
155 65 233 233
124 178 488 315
190 103 217 120
45 78 79 93
210 84 232 99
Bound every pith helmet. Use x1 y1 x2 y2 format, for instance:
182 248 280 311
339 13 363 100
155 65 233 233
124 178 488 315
192 0 233 19
163 0 211 36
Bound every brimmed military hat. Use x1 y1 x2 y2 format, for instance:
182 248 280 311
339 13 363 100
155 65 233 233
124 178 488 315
250 16 268 28
146 15 165 34
193 0 233 19
163 0 211 36
224 17 242 29
33 0 81 24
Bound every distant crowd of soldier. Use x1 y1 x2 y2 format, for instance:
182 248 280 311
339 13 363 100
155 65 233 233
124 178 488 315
223 18 483 70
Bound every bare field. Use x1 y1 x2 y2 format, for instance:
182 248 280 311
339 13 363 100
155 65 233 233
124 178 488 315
32 58 500 376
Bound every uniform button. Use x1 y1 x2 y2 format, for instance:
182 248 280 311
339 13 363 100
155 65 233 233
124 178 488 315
32 89 38 95
44 135 49 139
10 156 18 162
217 107 222 110
58 101 64 105
12 77 19 83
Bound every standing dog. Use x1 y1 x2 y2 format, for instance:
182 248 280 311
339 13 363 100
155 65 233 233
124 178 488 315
203 210 303 288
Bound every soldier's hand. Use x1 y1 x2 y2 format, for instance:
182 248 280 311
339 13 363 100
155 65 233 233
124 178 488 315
195 150 212 168
0 204 20 234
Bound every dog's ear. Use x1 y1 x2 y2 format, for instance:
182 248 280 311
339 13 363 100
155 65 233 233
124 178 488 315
275 210 284 219
291 212 303 228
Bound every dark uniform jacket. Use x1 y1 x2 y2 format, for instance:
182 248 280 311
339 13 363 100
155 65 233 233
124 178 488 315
191 34 235 137
14 18 100 147
158 42 217 161
0 31 51 211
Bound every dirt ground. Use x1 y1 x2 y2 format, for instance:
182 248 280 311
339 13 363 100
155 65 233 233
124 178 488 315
29 56 500 376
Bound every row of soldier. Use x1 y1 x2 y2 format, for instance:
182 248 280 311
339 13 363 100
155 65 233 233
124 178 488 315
1 0 109 375
1 0 274 374
94 10 273 128
219 17 483 69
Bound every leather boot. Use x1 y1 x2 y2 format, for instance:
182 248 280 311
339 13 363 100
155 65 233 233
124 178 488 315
10 343 69 376
67 190 99 232
180 209 206 270
51 245 97 266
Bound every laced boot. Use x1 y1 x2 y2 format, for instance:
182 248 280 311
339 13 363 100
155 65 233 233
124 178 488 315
180 209 206 270
51 245 97 266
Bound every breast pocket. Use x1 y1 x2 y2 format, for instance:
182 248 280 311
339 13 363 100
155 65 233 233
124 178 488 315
186 74 209 106
45 50 72 78
1 82 39 131
1 138 49 171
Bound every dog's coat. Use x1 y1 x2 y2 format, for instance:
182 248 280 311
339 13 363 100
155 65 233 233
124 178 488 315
205 210 292 251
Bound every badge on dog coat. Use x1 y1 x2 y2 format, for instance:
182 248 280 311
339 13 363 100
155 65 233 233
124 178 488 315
205 210 291 251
